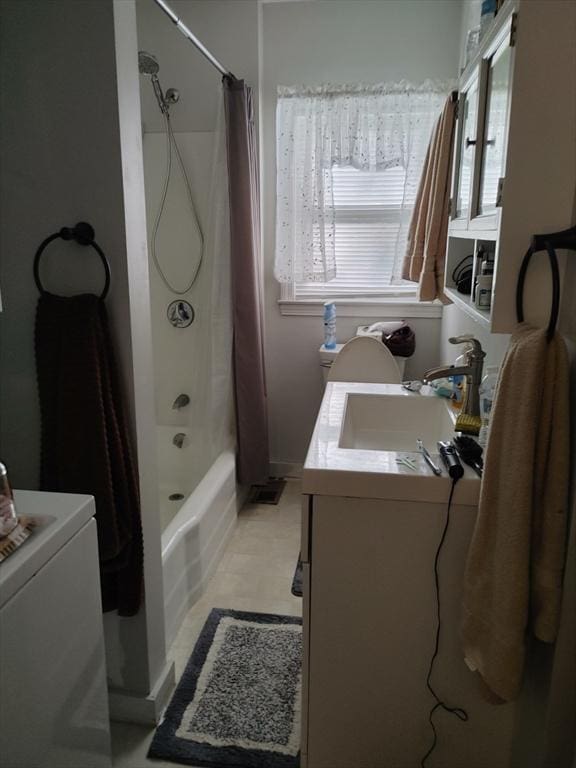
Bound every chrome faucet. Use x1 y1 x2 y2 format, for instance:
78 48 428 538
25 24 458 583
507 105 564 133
172 393 190 410
423 335 485 419
173 432 186 449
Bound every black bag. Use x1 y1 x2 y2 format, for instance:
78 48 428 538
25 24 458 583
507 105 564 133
382 325 415 357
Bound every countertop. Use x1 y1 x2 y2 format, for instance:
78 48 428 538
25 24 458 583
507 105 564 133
0 490 96 608
302 382 481 505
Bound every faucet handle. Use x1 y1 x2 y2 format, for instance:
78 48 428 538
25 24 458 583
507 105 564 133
448 335 485 359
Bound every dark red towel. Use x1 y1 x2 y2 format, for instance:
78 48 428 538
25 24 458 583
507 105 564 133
35 293 143 616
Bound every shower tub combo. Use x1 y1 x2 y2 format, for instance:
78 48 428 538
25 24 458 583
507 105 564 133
139 50 237 648
160 443 237 649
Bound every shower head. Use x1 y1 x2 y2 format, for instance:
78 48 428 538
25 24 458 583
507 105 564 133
138 51 178 115
138 51 159 76
138 50 169 114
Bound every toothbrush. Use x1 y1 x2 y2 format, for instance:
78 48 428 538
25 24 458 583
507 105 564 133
416 439 442 476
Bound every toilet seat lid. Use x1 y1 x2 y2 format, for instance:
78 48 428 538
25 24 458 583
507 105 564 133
327 336 401 384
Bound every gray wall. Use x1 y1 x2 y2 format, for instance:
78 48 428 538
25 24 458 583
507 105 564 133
0 0 133 488
260 0 463 467
0 0 169 706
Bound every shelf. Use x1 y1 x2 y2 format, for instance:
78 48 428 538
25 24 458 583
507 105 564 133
447 227 497 241
444 286 491 327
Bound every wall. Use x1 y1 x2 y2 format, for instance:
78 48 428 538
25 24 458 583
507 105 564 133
0 0 133 489
260 0 464 468
136 0 259 134
0 0 170 719
142 131 214 432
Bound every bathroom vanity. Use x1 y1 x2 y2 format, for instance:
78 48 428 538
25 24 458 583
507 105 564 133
0 491 111 768
300 383 516 768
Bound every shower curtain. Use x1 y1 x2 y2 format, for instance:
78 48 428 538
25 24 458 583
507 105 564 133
223 78 269 486
190 98 234 472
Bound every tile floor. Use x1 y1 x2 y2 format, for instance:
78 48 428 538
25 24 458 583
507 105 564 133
110 479 303 768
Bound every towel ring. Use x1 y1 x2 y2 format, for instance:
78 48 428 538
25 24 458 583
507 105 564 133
33 222 111 300
516 225 576 341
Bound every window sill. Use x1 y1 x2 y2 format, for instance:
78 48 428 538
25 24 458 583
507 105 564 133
277 297 444 318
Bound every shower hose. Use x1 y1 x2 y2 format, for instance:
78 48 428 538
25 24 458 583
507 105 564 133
151 112 204 295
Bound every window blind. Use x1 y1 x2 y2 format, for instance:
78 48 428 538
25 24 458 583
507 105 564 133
295 166 414 298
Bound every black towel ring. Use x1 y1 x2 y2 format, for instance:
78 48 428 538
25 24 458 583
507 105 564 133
515 225 576 341
33 222 111 300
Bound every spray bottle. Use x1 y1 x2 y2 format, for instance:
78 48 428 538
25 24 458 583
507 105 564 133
323 301 337 349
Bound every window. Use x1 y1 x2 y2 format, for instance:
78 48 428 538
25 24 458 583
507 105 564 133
274 83 446 301
294 165 415 299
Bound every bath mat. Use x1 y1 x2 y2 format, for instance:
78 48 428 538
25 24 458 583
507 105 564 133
291 556 303 597
148 608 302 768
248 478 286 505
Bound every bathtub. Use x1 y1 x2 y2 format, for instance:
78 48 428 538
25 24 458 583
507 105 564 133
161 449 238 649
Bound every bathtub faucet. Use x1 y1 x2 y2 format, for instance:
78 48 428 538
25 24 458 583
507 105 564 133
172 393 190 409
173 432 186 449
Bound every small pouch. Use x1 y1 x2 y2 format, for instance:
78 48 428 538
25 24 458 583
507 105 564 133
382 325 415 357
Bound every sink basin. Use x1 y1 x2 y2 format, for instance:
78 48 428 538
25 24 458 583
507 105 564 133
339 392 455 452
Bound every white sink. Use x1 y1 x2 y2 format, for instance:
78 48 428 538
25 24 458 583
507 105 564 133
339 392 455 452
303 383 479 506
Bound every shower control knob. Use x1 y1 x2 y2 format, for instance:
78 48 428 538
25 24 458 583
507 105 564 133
172 394 190 410
165 88 180 105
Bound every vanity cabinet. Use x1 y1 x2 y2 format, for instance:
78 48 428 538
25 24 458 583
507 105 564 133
444 0 576 333
299 493 517 768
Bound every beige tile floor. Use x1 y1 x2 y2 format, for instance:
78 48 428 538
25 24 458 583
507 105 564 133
111 479 303 768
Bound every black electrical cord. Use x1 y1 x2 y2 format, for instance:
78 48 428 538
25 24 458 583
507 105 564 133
451 253 473 284
420 477 468 768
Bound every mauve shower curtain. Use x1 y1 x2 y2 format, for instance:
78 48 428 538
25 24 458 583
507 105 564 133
223 77 269 485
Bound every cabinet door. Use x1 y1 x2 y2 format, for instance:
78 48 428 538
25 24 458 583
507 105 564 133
451 75 480 228
470 16 515 229
478 42 512 215
305 495 515 768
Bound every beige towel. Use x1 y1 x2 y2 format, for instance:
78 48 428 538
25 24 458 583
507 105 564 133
401 96 456 303
461 324 570 702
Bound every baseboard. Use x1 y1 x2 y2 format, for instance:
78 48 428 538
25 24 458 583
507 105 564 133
237 482 251 507
269 461 303 479
108 659 175 725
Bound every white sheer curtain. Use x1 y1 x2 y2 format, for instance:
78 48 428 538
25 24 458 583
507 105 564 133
274 82 450 284
194 95 234 467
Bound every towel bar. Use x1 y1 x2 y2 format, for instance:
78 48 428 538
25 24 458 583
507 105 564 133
515 225 576 341
33 222 111 300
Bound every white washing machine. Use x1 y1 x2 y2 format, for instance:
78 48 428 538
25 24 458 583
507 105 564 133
0 491 111 768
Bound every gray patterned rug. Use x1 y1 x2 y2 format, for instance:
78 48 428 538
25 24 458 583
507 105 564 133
149 608 302 767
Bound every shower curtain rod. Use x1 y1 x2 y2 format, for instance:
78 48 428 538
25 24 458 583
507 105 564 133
151 0 236 80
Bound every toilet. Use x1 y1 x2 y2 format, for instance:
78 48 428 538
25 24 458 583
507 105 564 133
319 335 407 384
